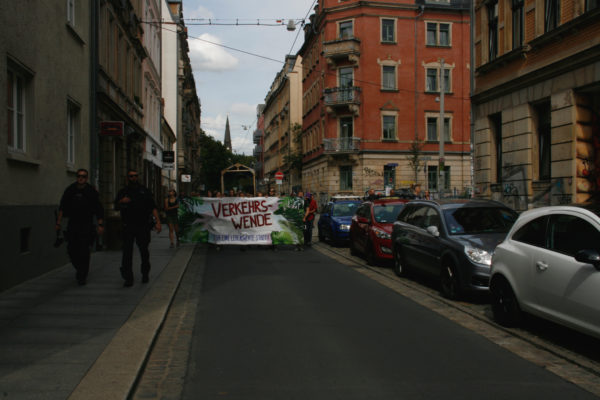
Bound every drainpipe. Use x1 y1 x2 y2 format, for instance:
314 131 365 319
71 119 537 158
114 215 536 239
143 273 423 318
90 0 99 189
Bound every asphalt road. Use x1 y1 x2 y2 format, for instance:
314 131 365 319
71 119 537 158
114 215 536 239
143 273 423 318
181 245 598 400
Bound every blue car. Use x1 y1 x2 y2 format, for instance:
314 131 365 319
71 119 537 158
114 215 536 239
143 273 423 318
318 200 361 244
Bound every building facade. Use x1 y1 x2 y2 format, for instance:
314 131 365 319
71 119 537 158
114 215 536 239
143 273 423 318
263 55 304 195
253 104 266 193
298 0 472 205
0 0 92 290
472 0 600 210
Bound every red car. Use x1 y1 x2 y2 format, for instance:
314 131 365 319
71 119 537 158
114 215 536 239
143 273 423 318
350 198 409 265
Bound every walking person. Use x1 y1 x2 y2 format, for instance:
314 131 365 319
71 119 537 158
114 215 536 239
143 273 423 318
114 169 162 287
164 189 180 248
55 169 104 286
303 192 318 247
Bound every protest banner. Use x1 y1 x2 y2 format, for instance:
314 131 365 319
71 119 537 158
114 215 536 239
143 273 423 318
178 196 305 245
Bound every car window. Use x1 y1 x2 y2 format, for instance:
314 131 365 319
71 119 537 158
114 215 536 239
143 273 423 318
332 203 359 217
405 205 429 228
356 204 370 219
397 205 413 222
373 204 405 223
423 207 441 229
512 216 547 247
548 214 600 256
443 207 517 235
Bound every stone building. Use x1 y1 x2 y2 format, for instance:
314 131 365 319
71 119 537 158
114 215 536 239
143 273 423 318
0 1 92 290
262 55 304 195
298 0 472 205
472 0 600 209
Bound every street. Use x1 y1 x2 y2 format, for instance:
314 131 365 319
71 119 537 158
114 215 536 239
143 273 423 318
133 242 600 400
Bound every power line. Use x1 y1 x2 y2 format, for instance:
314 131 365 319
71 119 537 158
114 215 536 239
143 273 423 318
288 0 318 55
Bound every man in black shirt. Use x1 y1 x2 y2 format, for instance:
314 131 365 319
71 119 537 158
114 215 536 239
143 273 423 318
115 169 162 287
56 169 104 285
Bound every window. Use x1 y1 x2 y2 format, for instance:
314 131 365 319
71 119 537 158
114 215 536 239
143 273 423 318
382 65 396 90
382 19 395 42
7 66 29 152
488 0 498 61
512 216 548 247
545 0 560 32
340 166 353 190
428 165 451 191
512 0 524 49
426 68 437 92
425 67 450 93
426 116 451 142
383 115 396 140
339 20 353 39
586 0 599 10
67 101 80 164
340 117 353 139
67 0 75 26
534 101 551 180
548 215 600 256
490 113 503 183
384 165 396 187
426 22 451 46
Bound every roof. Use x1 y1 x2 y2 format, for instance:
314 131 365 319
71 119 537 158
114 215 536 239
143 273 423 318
409 198 512 210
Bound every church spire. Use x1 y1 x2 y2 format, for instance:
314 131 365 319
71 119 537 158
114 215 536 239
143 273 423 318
224 116 232 152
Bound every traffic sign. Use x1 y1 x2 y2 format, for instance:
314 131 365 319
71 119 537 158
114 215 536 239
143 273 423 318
275 171 284 180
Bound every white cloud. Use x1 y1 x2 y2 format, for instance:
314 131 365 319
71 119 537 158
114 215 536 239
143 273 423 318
188 33 239 72
187 5 214 19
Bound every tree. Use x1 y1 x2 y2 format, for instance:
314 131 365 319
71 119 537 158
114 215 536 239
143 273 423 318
197 130 256 193
406 139 424 184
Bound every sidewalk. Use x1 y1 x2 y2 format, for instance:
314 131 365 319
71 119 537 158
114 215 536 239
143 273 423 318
0 231 195 400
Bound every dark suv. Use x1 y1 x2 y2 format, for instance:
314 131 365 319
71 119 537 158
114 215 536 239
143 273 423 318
391 199 518 299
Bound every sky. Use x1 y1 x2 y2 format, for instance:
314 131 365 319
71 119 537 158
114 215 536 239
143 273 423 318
181 0 316 155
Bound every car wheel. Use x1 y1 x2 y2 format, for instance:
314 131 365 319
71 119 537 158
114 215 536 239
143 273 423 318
440 261 460 300
490 277 522 327
366 241 378 266
393 246 408 277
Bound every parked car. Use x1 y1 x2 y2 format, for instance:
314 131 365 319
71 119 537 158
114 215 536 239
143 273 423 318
391 199 518 299
489 205 600 339
318 200 361 244
349 197 409 265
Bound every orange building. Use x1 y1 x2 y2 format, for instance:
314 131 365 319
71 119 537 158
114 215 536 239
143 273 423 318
298 0 472 202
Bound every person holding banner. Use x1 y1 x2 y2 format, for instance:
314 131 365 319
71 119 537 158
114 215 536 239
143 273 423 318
303 192 318 247
115 169 162 287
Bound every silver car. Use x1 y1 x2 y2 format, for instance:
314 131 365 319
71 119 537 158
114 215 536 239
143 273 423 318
490 205 600 339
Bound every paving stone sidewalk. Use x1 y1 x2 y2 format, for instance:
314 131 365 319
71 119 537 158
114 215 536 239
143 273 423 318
0 231 195 400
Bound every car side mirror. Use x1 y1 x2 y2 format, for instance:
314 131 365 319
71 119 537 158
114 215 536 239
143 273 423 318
357 216 369 224
575 249 600 270
426 225 440 237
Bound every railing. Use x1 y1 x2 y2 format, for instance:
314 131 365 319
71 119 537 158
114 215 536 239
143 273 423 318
323 87 361 106
253 144 263 156
322 37 360 59
323 137 361 153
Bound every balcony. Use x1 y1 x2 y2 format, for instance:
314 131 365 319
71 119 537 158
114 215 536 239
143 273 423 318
253 144 263 157
253 129 264 144
323 37 360 67
324 87 361 116
323 137 361 154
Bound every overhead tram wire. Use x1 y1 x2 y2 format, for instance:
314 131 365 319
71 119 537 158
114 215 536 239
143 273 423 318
143 21 472 101
288 0 318 55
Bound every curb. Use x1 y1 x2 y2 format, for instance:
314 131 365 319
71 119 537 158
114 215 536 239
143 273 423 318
67 244 196 400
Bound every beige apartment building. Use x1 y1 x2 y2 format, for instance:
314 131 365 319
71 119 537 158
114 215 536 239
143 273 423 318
263 55 303 195
472 0 600 210
0 1 92 290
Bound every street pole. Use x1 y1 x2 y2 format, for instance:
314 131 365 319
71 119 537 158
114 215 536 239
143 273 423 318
438 58 445 198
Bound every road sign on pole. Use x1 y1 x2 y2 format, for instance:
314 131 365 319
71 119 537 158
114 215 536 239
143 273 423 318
275 171 284 185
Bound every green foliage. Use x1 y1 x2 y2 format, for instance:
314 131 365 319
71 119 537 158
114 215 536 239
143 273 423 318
197 130 257 192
